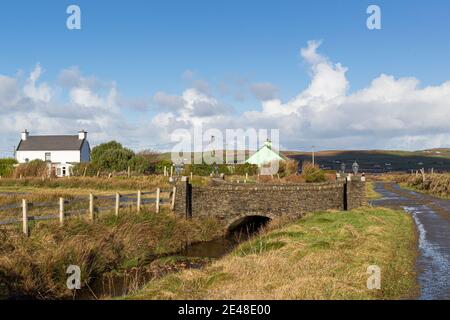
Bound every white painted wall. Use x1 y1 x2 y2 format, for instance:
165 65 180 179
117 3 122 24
16 150 82 164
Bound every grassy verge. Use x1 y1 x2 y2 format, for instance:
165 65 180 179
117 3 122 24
0 176 170 192
366 182 382 200
393 173 450 200
127 207 417 300
0 208 223 299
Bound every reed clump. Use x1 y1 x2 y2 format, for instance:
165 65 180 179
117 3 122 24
0 208 222 299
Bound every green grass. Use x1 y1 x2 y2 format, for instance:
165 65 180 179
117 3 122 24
126 207 418 300
366 182 382 200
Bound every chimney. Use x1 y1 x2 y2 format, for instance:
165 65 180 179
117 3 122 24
78 130 87 140
21 129 29 141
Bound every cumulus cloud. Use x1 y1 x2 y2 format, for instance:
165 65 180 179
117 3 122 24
23 64 52 103
251 82 278 101
0 65 134 155
240 40 450 150
1 41 450 154
153 91 185 111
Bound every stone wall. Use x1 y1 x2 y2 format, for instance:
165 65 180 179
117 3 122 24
346 180 367 210
174 179 366 229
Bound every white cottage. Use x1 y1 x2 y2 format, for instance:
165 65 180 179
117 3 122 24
16 130 91 177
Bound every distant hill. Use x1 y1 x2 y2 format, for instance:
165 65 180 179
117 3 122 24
157 148 450 173
284 149 450 173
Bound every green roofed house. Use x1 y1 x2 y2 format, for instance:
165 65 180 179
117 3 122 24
245 140 286 167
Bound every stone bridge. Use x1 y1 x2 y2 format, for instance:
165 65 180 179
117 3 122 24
173 178 366 231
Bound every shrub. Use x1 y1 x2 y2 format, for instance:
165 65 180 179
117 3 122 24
154 160 173 174
128 155 152 174
0 158 17 177
91 141 125 164
13 159 48 178
278 159 298 177
233 163 258 176
96 148 135 172
301 162 326 183
72 162 100 176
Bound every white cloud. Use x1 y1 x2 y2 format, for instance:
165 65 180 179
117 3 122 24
251 82 278 101
0 75 20 110
237 40 450 150
1 41 450 153
23 64 52 103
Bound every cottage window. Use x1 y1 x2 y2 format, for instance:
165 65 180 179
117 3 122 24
45 152 51 162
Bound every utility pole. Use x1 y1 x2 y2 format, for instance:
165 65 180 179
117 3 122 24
211 135 215 158
311 146 315 166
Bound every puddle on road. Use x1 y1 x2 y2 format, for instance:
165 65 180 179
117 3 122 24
372 183 450 300
403 206 450 300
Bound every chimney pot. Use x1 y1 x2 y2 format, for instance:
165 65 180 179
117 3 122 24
21 130 29 141
78 130 87 140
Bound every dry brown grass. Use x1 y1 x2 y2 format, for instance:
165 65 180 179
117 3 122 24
383 173 450 199
0 176 170 192
127 207 417 300
0 208 223 299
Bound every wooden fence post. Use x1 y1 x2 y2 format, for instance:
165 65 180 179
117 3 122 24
59 197 65 226
170 166 173 178
156 188 160 213
89 194 95 221
190 172 193 181
83 167 87 177
137 190 142 213
22 199 28 237
115 193 120 217
128 166 131 178
170 186 176 210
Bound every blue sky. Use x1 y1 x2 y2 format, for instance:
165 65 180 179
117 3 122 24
1 0 450 155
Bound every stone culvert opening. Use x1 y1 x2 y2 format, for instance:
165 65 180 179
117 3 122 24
227 215 272 237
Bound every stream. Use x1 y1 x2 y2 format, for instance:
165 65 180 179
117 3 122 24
370 182 450 300
74 217 269 299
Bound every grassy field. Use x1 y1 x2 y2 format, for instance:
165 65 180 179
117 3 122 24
127 207 417 300
0 176 171 192
0 208 223 299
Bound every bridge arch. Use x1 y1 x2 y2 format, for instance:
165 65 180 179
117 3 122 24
225 213 275 234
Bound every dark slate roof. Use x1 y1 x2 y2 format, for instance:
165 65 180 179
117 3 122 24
17 136 85 151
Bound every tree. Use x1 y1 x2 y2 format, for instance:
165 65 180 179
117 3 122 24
0 158 17 177
96 148 135 172
91 141 135 172
91 141 125 164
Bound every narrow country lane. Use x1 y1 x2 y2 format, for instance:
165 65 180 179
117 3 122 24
371 182 450 300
